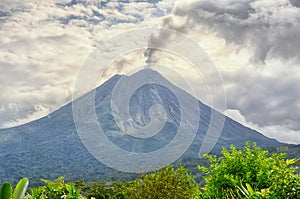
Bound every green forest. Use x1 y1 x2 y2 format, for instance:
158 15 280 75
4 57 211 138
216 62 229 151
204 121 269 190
1 142 300 199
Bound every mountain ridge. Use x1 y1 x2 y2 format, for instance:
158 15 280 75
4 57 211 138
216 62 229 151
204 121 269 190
0 69 282 183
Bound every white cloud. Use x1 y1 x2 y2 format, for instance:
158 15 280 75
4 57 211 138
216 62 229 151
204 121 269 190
225 109 300 144
155 0 300 144
0 0 172 128
2 104 50 128
1 0 299 145
170 0 300 64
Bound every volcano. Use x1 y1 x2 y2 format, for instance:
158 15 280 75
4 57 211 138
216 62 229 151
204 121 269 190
0 69 281 183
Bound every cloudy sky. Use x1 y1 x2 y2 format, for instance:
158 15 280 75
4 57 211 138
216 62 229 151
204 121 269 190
0 0 299 144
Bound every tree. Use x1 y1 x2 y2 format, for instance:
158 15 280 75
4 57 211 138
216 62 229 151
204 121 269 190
125 165 200 199
198 142 300 198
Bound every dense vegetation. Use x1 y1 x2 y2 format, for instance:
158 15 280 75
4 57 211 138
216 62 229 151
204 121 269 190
199 142 300 198
0 178 28 199
2 142 300 199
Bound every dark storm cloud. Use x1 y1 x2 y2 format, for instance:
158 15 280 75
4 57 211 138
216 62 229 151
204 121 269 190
224 69 300 131
290 0 300 7
164 0 300 64
151 0 300 142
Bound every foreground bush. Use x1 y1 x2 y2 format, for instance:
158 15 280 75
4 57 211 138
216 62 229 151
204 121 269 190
9 142 300 199
24 165 199 199
76 181 126 199
25 176 81 199
125 165 200 199
0 178 29 199
199 142 300 198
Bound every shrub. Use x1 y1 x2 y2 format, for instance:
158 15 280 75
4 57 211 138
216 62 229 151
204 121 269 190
198 142 300 198
124 165 200 199
25 176 81 199
76 181 126 199
0 178 29 199
267 163 300 198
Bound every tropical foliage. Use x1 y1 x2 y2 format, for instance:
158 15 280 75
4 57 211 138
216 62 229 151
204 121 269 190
0 178 29 199
124 165 200 199
3 142 300 199
198 142 300 198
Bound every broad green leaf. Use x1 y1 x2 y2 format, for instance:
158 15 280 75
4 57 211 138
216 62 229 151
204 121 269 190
0 183 12 199
246 183 254 194
13 178 29 199
286 159 296 166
